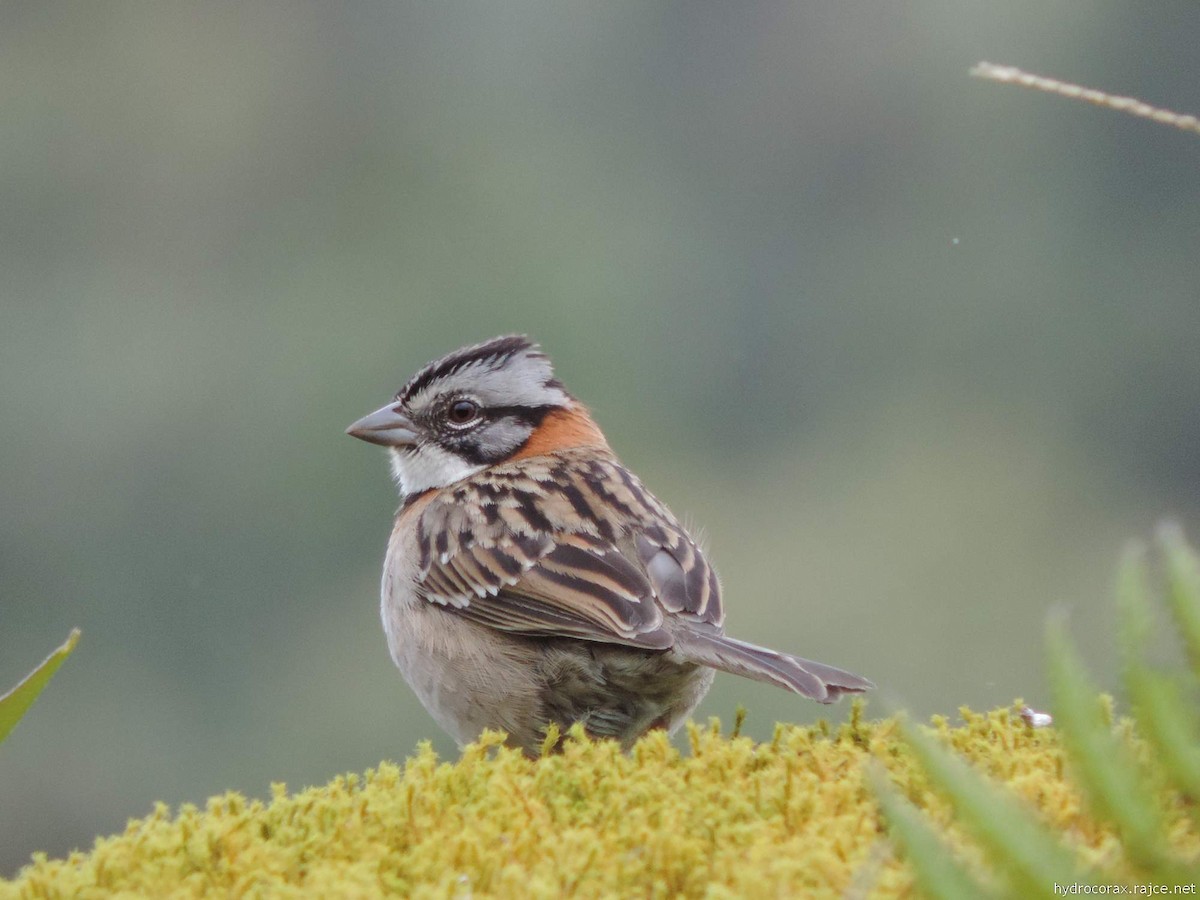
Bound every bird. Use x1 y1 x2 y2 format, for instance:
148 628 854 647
347 335 873 755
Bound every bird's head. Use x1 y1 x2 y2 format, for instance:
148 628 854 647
347 335 607 497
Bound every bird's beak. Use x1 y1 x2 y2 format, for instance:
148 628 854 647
346 403 419 448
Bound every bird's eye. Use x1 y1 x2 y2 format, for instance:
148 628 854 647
447 399 479 425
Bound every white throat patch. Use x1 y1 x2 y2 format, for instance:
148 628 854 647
389 443 486 496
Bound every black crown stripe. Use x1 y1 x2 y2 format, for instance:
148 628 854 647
398 335 542 403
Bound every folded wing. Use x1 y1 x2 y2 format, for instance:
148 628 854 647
416 528 673 650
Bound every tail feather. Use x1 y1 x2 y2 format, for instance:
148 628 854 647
676 631 874 704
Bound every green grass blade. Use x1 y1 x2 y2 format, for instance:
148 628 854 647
0 629 80 746
1046 615 1187 878
1127 668 1200 803
1159 523 1200 675
868 762 999 900
899 721 1088 897
1116 545 1200 806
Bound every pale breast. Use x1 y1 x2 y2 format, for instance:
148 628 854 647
377 449 723 753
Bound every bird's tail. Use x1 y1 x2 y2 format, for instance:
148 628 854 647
675 631 874 703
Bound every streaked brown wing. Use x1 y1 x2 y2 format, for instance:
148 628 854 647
410 454 719 650
416 534 673 650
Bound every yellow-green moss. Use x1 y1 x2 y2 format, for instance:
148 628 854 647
3 702 1197 899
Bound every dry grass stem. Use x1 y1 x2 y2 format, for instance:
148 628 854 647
971 62 1200 137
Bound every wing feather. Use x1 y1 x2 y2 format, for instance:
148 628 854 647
410 458 719 650
636 529 723 626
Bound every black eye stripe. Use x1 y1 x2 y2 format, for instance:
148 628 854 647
480 405 554 425
439 403 553 428
435 405 556 466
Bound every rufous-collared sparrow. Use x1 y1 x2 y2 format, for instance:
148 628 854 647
348 336 872 755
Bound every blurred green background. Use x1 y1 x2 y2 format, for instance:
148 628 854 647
2 1 1198 876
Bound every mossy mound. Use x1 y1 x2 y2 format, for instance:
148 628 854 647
3 702 1196 898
